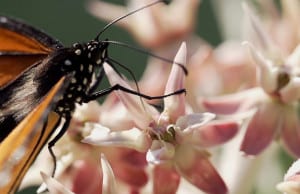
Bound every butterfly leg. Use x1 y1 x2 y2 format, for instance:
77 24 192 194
47 115 71 177
84 84 186 102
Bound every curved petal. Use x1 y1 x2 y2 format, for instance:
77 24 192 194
101 154 116 194
284 159 300 181
163 42 187 120
242 3 280 56
243 42 279 93
103 62 159 128
40 172 74 194
153 164 180 194
240 101 281 156
191 121 239 147
276 181 300 194
201 88 263 114
277 159 300 193
281 106 300 157
174 146 227 194
82 124 151 152
175 113 216 131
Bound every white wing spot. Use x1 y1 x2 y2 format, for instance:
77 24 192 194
80 64 84 71
71 78 77 83
88 64 93 73
96 59 101 65
64 59 72 66
76 97 82 102
75 49 82 55
83 78 88 85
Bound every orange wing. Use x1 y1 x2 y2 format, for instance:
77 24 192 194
0 16 62 87
0 77 67 193
0 54 46 87
0 28 53 54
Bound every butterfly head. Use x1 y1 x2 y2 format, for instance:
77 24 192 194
70 40 108 67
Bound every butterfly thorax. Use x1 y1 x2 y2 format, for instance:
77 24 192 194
54 40 108 117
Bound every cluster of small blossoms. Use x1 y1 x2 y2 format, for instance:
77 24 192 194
22 1 300 194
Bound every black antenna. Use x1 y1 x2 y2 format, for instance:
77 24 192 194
95 0 166 40
103 40 188 75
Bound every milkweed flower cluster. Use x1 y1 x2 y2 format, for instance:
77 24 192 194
22 0 300 194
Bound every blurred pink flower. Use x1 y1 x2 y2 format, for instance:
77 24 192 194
202 4 300 158
186 41 256 111
83 43 239 194
87 0 200 49
246 0 300 55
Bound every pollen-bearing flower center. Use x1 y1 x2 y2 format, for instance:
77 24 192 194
150 124 178 144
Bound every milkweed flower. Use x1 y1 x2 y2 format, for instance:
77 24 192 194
201 4 300 158
244 0 300 55
24 99 148 194
83 43 240 194
60 102 149 193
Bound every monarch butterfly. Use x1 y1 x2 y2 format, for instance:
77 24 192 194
0 1 187 193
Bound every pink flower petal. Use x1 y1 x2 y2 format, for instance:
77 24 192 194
72 160 102 194
240 101 280 155
103 63 159 128
191 121 239 147
153 165 180 194
163 42 187 121
111 149 148 189
242 3 278 53
123 151 147 168
243 42 279 93
174 146 227 194
202 88 262 114
281 107 300 157
176 113 216 130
